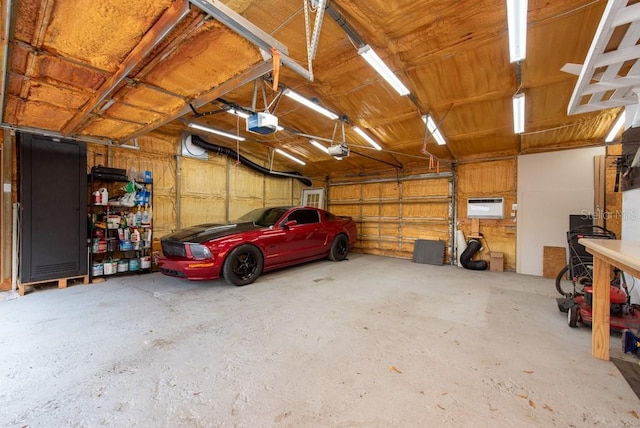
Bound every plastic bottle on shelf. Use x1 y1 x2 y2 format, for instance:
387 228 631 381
141 205 149 225
135 206 142 226
145 185 151 206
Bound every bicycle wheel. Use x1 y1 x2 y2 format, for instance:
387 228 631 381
556 262 592 297
555 264 571 296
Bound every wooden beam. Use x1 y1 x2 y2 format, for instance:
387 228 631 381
121 60 274 143
62 0 190 136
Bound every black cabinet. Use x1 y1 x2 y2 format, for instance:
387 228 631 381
88 166 153 281
19 133 87 283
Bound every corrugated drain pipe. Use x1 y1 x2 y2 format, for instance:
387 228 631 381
190 134 312 186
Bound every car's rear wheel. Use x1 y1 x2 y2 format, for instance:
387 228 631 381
328 234 349 261
223 245 263 286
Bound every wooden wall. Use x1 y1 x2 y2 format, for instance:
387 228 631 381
86 137 622 275
13 130 619 278
87 131 309 240
328 171 453 261
456 159 517 271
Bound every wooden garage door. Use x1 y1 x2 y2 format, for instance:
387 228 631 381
328 173 453 261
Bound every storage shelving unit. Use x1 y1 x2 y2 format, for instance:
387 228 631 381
88 166 153 282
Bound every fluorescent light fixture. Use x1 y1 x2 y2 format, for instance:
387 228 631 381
506 0 528 63
512 93 525 134
310 140 330 154
275 148 306 165
358 44 410 96
353 126 382 151
187 122 245 141
605 111 626 143
283 89 339 120
422 115 447 146
227 108 251 119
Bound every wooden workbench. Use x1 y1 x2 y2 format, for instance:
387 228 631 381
578 239 640 360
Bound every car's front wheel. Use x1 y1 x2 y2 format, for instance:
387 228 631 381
222 244 263 286
328 234 349 261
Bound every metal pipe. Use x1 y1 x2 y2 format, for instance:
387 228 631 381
448 169 456 266
175 154 182 230
189 0 313 81
329 171 452 186
0 0 15 122
11 202 18 291
0 123 113 146
2 128 13 288
325 3 365 47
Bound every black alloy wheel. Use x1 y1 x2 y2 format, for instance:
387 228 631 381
223 244 264 286
329 234 349 262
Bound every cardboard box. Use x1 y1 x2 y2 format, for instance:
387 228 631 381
490 252 504 272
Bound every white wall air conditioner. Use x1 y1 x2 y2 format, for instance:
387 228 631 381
467 197 504 219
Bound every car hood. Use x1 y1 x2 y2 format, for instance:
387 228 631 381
162 222 264 244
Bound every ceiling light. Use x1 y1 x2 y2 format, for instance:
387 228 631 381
227 108 251 119
353 127 382 151
283 89 339 120
275 148 306 165
187 122 245 141
506 0 528 63
512 93 525 134
358 44 410 96
310 140 330 154
422 115 447 146
605 111 626 143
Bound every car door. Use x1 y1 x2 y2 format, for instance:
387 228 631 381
278 208 328 260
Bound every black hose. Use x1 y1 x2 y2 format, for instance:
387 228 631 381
460 238 488 270
190 134 312 186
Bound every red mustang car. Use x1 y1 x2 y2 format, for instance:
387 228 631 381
157 206 357 285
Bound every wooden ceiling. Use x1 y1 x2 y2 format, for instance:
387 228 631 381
0 0 623 178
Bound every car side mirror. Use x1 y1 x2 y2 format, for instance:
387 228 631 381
283 220 297 229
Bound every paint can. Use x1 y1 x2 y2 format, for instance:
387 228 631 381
129 258 140 271
92 262 103 277
117 259 129 273
103 260 116 275
140 256 151 269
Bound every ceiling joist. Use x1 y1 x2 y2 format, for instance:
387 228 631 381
61 0 191 136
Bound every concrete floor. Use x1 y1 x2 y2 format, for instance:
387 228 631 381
1 253 639 427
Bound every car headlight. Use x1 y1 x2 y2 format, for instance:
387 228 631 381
189 244 212 260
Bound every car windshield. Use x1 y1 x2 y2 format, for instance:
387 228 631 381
234 207 289 227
